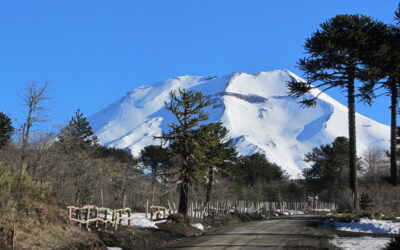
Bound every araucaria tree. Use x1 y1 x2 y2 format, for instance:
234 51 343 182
156 88 215 215
287 15 386 210
359 9 400 186
58 109 98 151
202 122 236 202
0 112 14 148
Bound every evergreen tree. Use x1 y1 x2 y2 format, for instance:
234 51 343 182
230 153 288 201
94 145 136 164
358 12 400 186
139 145 172 204
0 112 14 148
58 109 98 150
156 88 213 215
302 137 352 203
287 15 386 210
201 122 237 202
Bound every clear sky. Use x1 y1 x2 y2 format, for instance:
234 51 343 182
0 0 398 133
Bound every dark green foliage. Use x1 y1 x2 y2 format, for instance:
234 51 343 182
287 15 387 106
140 145 171 173
395 3 400 24
140 145 172 187
234 153 287 187
201 122 237 202
58 109 98 150
156 88 214 214
358 22 399 186
94 145 136 164
282 180 306 202
230 153 288 201
383 237 400 250
0 112 14 148
359 193 372 210
287 15 387 210
302 137 352 204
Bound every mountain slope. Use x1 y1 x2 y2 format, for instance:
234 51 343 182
89 70 390 177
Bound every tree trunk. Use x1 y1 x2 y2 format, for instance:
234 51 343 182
151 166 157 204
205 166 214 202
390 83 398 186
347 77 358 211
178 182 189 215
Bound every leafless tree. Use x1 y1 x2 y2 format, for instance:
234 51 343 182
19 82 50 159
362 148 389 182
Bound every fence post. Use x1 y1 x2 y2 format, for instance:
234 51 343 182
146 200 149 219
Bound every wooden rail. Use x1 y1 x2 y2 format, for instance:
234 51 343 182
149 205 171 221
180 200 336 219
67 205 133 230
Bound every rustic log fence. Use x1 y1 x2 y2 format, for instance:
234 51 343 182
155 200 337 219
67 205 133 230
67 200 336 230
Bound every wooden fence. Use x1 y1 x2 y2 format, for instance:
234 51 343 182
67 200 336 230
67 205 133 230
152 200 337 219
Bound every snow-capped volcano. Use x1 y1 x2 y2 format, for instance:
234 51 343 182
89 70 390 177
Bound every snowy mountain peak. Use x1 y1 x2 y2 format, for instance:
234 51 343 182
89 70 390 177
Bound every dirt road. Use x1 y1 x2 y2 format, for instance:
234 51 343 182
166 215 337 249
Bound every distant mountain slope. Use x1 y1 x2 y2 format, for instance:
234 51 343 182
89 70 390 177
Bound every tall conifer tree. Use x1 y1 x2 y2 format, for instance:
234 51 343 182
58 109 98 150
359 9 400 186
156 89 213 215
202 122 236 202
287 15 386 210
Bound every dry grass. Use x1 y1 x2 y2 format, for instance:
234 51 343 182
0 201 104 250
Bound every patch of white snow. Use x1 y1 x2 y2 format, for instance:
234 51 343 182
329 218 400 234
191 223 204 231
330 236 392 250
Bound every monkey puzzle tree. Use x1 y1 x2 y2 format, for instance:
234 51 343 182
201 122 237 202
287 15 387 210
359 10 400 186
58 109 98 151
156 88 213 215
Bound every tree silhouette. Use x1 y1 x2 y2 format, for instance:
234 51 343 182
359 11 400 186
287 15 386 210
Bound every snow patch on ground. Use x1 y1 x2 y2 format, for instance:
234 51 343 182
107 248 123 250
328 218 400 234
330 236 392 250
105 212 166 229
288 210 304 215
191 223 204 231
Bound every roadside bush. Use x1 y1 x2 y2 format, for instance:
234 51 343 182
359 192 372 210
0 163 52 212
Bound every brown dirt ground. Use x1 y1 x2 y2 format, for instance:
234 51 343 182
0 204 271 250
0 201 104 250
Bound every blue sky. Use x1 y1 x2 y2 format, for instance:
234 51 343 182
0 0 398 133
